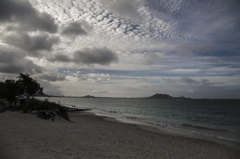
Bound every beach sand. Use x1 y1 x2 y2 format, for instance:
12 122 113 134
0 111 239 159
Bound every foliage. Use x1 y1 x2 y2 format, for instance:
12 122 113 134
0 73 43 104
1 73 69 120
0 79 21 106
16 73 43 98
0 81 5 99
25 80 42 98
13 98 69 121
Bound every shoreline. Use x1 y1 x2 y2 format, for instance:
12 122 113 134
85 108 240 151
0 111 239 158
89 110 240 151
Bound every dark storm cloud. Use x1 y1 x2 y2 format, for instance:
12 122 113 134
0 47 43 74
0 65 25 74
3 33 59 56
36 73 66 82
61 21 93 37
73 48 118 65
48 54 71 62
0 0 58 33
0 0 34 22
49 47 118 66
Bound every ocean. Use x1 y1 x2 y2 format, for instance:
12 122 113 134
37 97 240 146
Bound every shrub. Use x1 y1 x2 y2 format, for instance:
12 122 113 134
12 99 69 121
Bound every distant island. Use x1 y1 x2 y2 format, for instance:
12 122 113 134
81 95 97 98
147 93 191 100
37 93 191 99
148 93 173 99
79 93 191 99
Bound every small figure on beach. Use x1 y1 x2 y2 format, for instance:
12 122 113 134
19 94 26 104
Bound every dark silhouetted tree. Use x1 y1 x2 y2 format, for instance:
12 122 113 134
0 79 21 106
0 81 5 99
17 73 43 99
26 80 42 98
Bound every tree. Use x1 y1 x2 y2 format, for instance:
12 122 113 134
0 81 5 99
16 73 32 91
17 73 43 99
0 79 21 106
26 80 42 98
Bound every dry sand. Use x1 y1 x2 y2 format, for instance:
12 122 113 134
0 111 239 159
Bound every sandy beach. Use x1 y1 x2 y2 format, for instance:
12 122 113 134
0 111 239 159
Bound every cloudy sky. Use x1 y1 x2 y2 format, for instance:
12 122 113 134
0 0 240 98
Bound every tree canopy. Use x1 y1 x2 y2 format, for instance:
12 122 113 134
0 73 43 105
0 79 21 106
0 73 69 121
17 73 43 98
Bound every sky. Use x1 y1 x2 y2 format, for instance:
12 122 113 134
0 0 240 99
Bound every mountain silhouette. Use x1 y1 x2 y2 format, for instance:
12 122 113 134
148 93 173 99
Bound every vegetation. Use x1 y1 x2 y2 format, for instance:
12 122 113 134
16 73 43 99
12 99 69 121
0 73 42 102
0 79 21 106
0 73 69 121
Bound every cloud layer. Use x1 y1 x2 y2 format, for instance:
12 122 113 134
0 46 43 74
3 33 59 56
0 0 239 98
49 47 118 66
0 0 58 33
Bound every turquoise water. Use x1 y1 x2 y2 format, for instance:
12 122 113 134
37 97 240 144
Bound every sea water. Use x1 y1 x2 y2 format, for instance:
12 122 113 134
37 97 240 147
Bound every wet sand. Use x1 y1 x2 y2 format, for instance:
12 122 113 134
0 111 239 159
